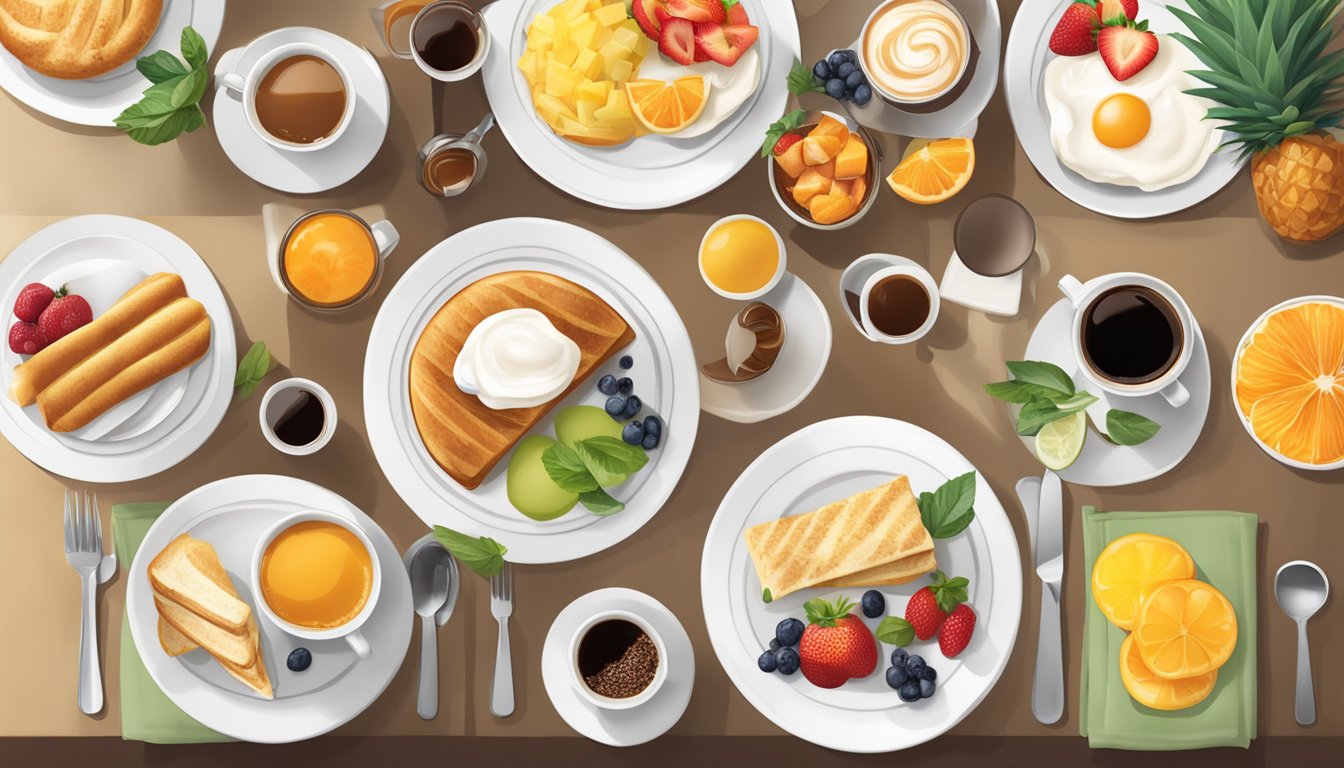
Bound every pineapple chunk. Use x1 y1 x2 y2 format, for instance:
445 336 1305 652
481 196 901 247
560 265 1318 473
577 99 599 126
558 0 588 20
592 2 627 26
544 61 580 101
574 49 602 80
536 93 577 125
595 97 632 122
612 25 641 50
553 42 579 67
599 39 630 61
570 19 598 50
532 15 556 36
576 78 611 103
518 51 540 87
607 57 633 82
527 30 554 52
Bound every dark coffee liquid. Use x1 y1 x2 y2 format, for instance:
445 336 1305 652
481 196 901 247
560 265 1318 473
1082 286 1182 384
424 147 477 193
255 54 346 144
414 6 481 72
866 275 931 337
273 391 326 446
577 619 644 678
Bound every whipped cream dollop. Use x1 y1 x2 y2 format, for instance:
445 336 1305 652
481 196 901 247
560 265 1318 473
454 308 581 410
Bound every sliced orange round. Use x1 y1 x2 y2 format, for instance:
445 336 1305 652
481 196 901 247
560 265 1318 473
1091 533 1195 630
624 76 710 135
1119 634 1217 711
1234 299 1344 466
1133 579 1238 680
884 137 975 204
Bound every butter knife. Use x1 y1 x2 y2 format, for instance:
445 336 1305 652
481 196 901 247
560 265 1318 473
1032 470 1065 724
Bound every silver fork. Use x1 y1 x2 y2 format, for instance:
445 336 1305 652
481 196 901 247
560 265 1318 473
64 490 105 715
489 562 514 717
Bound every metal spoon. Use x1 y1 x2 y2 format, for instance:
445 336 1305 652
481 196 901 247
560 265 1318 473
1274 561 1329 726
406 536 459 720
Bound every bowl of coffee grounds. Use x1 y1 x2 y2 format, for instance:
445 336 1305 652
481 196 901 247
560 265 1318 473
569 611 668 709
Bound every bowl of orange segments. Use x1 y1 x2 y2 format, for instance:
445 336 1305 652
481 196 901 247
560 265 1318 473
1232 296 1344 470
1091 533 1238 711
766 112 879 229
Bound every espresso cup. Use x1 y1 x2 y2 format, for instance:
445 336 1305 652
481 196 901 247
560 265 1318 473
252 509 382 660
273 209 400 312
568 609 668 710
1059 273 1194 407
219 41 355 152
841 255 940 344
858 0 972 106
374 0 490 82
259 378 337 456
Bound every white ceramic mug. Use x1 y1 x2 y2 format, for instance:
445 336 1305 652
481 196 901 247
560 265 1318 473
259 378 338 456
841 255 940 344
568 609 668 710
252 509 382 660
219 41 356 152
1059 272 1193 407
858 0 973 106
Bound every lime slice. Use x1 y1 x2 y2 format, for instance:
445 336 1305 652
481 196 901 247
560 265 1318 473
1035 412 1087 470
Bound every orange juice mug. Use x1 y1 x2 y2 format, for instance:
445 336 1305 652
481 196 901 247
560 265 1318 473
272 209 399 312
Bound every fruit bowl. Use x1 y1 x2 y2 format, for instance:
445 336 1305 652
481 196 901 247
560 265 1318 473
766 110 881 231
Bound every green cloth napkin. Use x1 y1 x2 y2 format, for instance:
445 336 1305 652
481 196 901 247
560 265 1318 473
112 502 231 744
1079 506 1258 750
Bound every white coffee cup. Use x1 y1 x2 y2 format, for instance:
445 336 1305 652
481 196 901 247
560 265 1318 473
219 41 356 152
569 610 668 710
259 378 337 456
1059 272 1193 407
858 0 972 106
841 255 940 344
252 509 382 660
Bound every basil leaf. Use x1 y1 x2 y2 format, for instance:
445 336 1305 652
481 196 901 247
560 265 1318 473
579 488 625 516
233 341 271 399
1015 394 1097 436
1107 409 1161 445
984 380 1075 404
876 616 914 647
431 526 507 578
760 108 807 157
181 25 208 71
542 443 599 493
917 472 976 538
171 67 208 110
116 25 210 145
137 50 189 84
1004 360 1076 396
786 57 825 96
574 436 647 478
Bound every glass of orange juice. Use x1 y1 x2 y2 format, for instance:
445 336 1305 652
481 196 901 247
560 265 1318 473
698 215 787 301
278 209 399 311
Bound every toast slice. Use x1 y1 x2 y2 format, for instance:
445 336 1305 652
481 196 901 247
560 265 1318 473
409 271 635 489
214 618 273 700
816 549 937 588
157 616 198 656
154 592 255 668
148 534 250 633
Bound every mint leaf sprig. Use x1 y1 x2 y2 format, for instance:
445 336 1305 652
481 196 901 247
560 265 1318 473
917 472 977 538
787 57 826 97
760 108 806 158
115 26 210 146
432 526 508 578
541 436 648 516
233 340 272 399
984 360 1161 446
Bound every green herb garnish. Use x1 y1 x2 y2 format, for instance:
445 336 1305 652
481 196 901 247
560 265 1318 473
760 108 807 158
432 526 508 578
541 437 647 516
762 587 773 603
115 26 209 146
786 57 826 97
1107 409 1162 445
917 471 977 538
233 341 272 399
984 360 1161 445
876 616 915 646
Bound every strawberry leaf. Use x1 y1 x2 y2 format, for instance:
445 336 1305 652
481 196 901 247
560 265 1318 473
803 595 855 627
928 570 970 614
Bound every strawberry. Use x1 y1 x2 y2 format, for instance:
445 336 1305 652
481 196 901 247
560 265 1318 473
904 570 970 640
632 0 666 40
1048 2 1101 56
798 596 878 688
938 604 977 657
1097 20 1158 81
692 21 757 67
772 132 803 155
36 287 92 343
665 0 725 24
8 321 46 355
726 0 750 25
658 17 696 65
12 282 55 323
1097 0 1138 24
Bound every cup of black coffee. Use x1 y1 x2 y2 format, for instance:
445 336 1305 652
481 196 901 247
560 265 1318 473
1059 273 1193 406
371 0 489 82
568 610 667 710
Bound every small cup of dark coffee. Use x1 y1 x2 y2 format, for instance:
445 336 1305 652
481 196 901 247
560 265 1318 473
1059 272 1194 407
260 378 337 455
372 0 489 82
569 610 667 710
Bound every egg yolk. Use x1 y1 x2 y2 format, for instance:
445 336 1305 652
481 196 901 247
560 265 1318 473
700 219 780 295
1091 93 1151 149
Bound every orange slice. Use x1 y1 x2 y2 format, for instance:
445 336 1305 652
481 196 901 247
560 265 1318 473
1119 634 1217 711
625 76 709 135
1091 533 1195 630
885 137 975 204
1133 580 1238 680
1235 300 1344 465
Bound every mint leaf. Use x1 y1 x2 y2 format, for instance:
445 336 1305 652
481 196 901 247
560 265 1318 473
761 108 807 158
170 67 208 110
136 50 189 84
1004 360 1076 396
984 379 1076 404
917 472 976 538
578 488 624 516
876 616 914 646
1107 409 1161 445
181 26 208 71
574 436 647 477
542 443 599 493
431 526 507 578
1015 394 1097 436
787 57 825 96
116 25 209 146
233 340 271 399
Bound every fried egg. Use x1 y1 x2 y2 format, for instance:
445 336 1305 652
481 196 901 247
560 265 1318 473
1044 35 1219 191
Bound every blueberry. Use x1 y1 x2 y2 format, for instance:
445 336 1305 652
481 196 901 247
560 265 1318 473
825 78 847 99
775 617 805 647
890 647 909 667
617 377 634 395
836 62 856 79
642 432 659 450
643 415 662 437
758 650 778 672
622 420 644 445
919 678 937 699
852 84 873 106
885 665 909 689
845 70 866 90
905 655 926 677
898 681 922 702
775 647 800 675
597 374 618 395
287 647 312 672
860 590 886 619
828 50 853 69
769 638 782 652
619 355 634 369
813 59 832 81
920 666 937 682
604 396 627 419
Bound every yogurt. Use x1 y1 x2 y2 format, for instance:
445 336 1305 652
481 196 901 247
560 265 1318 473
454 308 581 410
861 0 970 104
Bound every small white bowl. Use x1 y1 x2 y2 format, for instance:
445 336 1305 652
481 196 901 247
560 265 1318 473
259 377 337 456
698 214 787 301
568 609 668 711
765 111 881 232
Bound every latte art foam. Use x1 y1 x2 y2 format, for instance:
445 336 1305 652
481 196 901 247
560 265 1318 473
862 0 969 103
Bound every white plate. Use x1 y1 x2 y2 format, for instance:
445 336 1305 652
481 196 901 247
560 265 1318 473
0 0 226 126
1003 0 1245 218
126 475 413 743
0 216 234 483
843 0 1000 138
480 0 800 209
364 218 699 564
542 588 694 746
1015 298 1211 486
701 417 1022 753
698 273 831 424
212 28 390 194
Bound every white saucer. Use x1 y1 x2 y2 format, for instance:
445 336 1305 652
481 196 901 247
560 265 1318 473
841 0 999 138
838 253 940 341
212 28 390 194
542 588 694 747
1015 298 1211 486
699 273 832 424
939 252 1022 316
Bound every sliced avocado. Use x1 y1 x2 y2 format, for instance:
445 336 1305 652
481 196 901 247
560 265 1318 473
506 435 578 521
555 404 624 447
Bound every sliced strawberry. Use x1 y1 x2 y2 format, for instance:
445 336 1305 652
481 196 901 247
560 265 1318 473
1097 20 1158 81
1048 2 1101 56
692 20 756 67
721 23 758 52
658 17 696 65
666 0 725 23
632 0 666 41
655 5 671 25
773 132 803 156
1097 0 1138 24
726 0 750 25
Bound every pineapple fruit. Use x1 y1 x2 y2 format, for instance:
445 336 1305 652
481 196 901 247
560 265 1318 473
1171 0 1344 242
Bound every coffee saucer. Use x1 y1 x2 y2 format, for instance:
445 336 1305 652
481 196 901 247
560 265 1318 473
542 588 694 747
1013 299 1211 486
212 28 390 194
699 273 832 424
